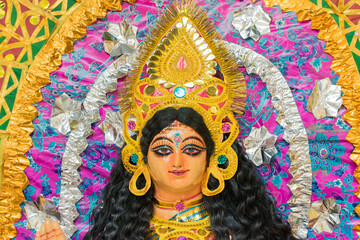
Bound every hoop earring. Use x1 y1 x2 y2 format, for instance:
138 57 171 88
129 164 151 196
201 163 225 196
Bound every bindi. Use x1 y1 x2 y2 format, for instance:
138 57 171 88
173 131 182 148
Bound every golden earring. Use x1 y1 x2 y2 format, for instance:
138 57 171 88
129 164 152 196
201 163 225 196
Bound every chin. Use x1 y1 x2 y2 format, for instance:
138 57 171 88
167 179 192 190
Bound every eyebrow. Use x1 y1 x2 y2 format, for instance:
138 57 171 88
182 136 204 145
152 136 173 145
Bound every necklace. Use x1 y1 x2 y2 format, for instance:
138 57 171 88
154 197 203 212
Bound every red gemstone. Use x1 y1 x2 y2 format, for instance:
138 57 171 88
177 56 187 69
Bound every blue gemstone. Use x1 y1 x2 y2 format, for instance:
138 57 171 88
174 86 186 98
130 154 138 164
218 155 227 164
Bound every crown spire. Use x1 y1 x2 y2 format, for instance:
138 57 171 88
120 0 246 196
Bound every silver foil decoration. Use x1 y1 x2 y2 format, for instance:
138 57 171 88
232 4 271 41
102 20 139 57
23 195 60 232
50 93 82 135
58 111 96 238
98 109 125 147
307 78 343 120
225 41 312 239
243 126 278 166
308 197 341 234
55 51 138 238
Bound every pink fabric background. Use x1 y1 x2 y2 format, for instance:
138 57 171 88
12 1 359 239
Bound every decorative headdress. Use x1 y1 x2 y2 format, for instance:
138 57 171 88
120 1 246 196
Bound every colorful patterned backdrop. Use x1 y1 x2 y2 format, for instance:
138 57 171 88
0 0 78 145
1 0 360 239
308 0 360 70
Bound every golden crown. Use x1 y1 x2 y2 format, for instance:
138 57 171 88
120 1 246 196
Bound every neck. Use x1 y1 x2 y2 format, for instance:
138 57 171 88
155 192 203 203
154 185 202 202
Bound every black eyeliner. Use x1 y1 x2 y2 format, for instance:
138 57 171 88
151 144 173 150
181 143 206 151
151 144 173 156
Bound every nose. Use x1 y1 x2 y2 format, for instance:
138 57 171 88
172 151 182 169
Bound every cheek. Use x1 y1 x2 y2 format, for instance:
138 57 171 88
147 153 171 176
187 154 207 176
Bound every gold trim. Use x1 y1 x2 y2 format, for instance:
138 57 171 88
262 0 360 236
151 214 210 228
129 163 152 196
0 0 128 238
201 162 225 196
0 130 8 194
150 214 211 240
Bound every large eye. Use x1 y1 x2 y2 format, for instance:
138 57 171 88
183 146 204 156
152 146 173 156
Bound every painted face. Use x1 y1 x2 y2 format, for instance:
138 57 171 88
147 121 207 198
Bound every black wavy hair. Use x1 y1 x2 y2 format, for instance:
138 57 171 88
84 107 296 240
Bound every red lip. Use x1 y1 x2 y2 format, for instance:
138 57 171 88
169 170 189 176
